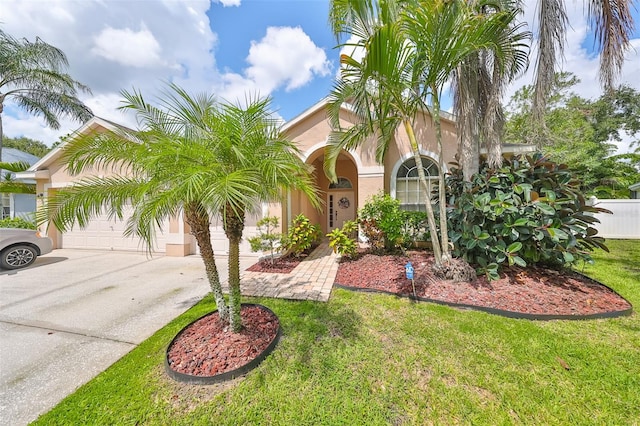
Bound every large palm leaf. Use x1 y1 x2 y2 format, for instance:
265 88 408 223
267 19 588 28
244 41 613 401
532 0 635 144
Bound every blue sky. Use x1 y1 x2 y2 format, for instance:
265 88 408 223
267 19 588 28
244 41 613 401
1 0 639 153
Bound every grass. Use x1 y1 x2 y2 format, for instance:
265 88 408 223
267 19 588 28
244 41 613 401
34 240 640 425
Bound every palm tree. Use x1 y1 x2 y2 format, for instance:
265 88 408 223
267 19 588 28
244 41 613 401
453 0 530 180
531 0 635 147
0 160 35 195
0 28 92 161
327 0 517 266
42 84 319 333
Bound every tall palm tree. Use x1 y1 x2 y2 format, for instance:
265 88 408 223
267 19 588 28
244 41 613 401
327 0 517 266
0 29 92 161
531 0 635 147
453 0 530 180
42 84 319 333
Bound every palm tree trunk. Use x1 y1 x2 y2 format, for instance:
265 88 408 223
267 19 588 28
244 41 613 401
403 119 443 266
455 61 480 181
228 236 242 333
184 202 228 322
1 106 4 162
222 202 246 333
484 53 505 169
431 94 451 263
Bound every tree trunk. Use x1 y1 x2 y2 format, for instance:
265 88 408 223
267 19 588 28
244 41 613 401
484 54 505 169
455 62 480 181
1 105 4 162
228 236 242 333
222 202 245 333
184 202 228 322
403 119 443 266
431 94 451 263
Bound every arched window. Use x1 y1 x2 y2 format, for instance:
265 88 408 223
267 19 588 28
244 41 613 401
395 156 438 211
328 177 353 189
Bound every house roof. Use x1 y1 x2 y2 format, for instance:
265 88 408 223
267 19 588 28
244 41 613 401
15 102 535 179
15 116 131 179
629 182 640 191
1 147 39 165
280 96 456 132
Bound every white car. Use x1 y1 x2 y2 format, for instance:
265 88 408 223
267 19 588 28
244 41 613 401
0 228 53 270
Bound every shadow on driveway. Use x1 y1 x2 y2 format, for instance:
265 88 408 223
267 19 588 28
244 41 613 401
0 256 68 275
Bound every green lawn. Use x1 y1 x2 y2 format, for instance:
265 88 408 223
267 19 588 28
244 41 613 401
34 240 640 425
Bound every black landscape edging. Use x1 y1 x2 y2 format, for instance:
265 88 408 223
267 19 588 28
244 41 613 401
165 303 282 385
333 280 633 321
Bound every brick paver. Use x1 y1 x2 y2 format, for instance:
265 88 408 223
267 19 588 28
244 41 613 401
238 242 338 302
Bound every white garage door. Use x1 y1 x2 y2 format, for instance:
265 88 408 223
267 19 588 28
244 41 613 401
60 207 167 253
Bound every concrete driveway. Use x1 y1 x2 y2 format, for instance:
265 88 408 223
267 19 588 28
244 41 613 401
0 249 255 426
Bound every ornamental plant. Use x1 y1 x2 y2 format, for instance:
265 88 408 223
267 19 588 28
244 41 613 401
400 211 428 251
446 153 611 280
281 214 322 257
327 220 358 259
358 193 405 253
248 216 282 264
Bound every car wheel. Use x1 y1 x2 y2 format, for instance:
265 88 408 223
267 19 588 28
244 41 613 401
1 245 38 270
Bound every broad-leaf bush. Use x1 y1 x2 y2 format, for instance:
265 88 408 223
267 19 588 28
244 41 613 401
281 214 322 257
359 193 404 252
359 193 430 253
447 154 611 279
327 220 359 258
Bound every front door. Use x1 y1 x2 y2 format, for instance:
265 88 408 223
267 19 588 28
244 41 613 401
327 191 355 231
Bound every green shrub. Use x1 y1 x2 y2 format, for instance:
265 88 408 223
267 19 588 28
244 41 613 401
281 214 322 257
359 193 430 252
400 211 428 250
327 220 359 259
0 217 37 229
248 216 282 264
447 153 611 280
359 193 405 253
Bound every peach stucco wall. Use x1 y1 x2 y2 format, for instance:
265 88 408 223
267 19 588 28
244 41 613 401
283 103 458 227
35 103 459 254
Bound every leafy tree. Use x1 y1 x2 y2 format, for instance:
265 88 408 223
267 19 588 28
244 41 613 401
3 135 50 157
505 72 640 197
530 0 635 143
41 83 319 333
327 0 516 267
0 28 92 161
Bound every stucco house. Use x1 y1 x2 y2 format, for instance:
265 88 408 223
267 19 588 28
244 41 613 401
18 98 534 256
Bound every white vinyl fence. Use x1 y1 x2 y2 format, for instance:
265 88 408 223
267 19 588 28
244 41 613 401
588 198 640 239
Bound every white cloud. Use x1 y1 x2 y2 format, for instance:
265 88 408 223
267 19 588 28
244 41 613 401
217 26 330 103
0 1 333 147
216 0 241 6
92 25 163 68
245 26 331 92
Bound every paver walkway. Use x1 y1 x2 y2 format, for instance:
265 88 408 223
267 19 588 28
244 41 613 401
237 242 339 301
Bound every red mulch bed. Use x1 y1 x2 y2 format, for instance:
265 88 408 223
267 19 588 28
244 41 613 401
335 251 632 317
246 256 302 274
166 305 279 378
246 246 318 274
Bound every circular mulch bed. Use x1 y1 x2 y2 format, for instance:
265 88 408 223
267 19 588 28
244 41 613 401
335 251 632 320
165 304 281 384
